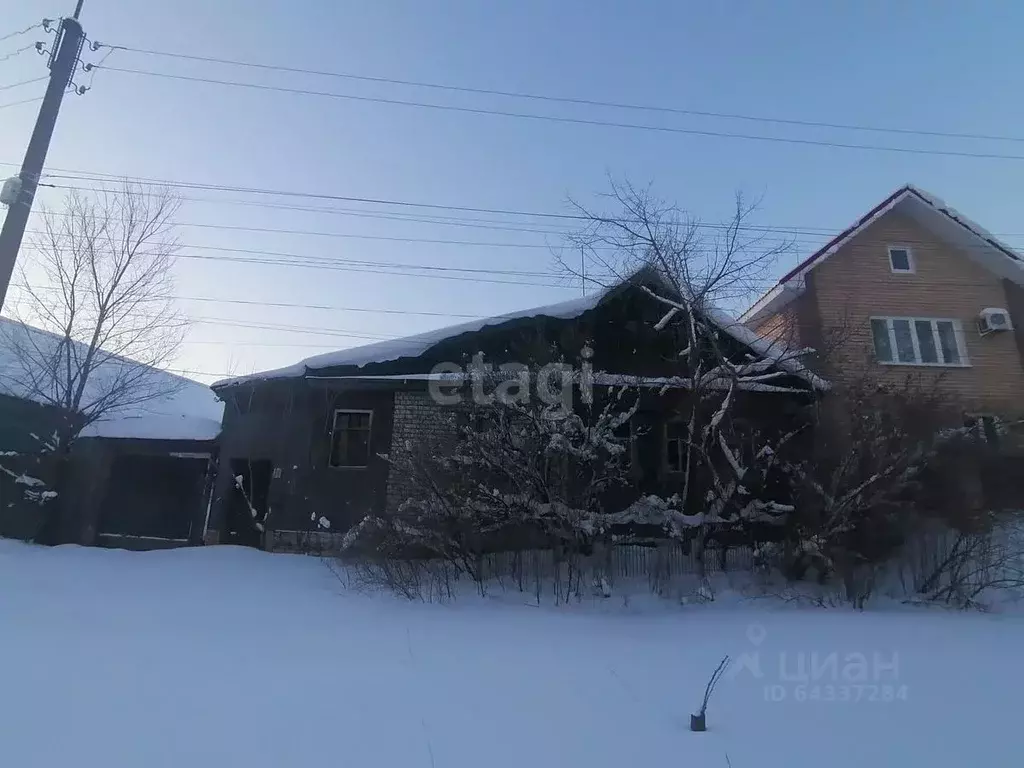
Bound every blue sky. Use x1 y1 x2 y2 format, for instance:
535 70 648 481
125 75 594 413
2 1 1022 381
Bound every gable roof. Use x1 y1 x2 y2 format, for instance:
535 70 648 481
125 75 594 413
0 317 223 441
214 268 827 391
213 283 623 389
741 185 1024 325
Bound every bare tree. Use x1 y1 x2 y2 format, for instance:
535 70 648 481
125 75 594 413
775 372 982 605
906 514 1024 609
562 180 822 575
0 182 187 534
1 182 187 444
564 178 790 310
341 370 639 599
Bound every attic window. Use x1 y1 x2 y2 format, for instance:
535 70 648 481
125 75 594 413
888 246 914 273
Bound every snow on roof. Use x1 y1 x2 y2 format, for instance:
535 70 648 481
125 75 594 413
700 303 829 391
904 184 1022 265
0 317 222 442
741 184 1024 324
79 398 222 441
313 371 809 394
213 286 618 388
215 269 825 392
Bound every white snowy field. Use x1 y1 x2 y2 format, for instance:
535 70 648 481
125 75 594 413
1 541 1021 767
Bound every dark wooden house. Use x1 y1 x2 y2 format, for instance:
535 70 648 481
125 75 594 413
0 318 223 548
209 271 826 552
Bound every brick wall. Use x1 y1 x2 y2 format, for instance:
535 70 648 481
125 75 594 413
752 304 798 347
384 390 459 513
759 210 1024 416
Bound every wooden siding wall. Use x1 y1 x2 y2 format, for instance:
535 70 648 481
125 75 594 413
212 385 395 542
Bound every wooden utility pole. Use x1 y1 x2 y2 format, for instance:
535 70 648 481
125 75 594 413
0 2 86 312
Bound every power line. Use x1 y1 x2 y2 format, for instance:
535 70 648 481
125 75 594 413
0 44 38 64
93 65 1024 163
12 284 489 318
166 219 569 249
0 95 44 111
0 161 922 239
0 76 47 92
39 180 1024 254
174 250 577 288
101 43 1024 146
166 367 233 379
0 22 43 44
173 252 575 288
23 250 576 289
40 180 804 239
26 166 1024 245
176 295 482 319
39 179 756 238
33 165 588 221
184 339 365 349
16 163 1024 248
154 220 566 250
36 202 1024 253
36 236 583 285
44 182 584 236
190 316 394 340
33 207 576 249
23 207 1024 261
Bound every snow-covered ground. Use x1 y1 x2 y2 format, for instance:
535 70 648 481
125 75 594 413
1 541 1020 767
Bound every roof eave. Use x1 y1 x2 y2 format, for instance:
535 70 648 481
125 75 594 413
738 281 805 325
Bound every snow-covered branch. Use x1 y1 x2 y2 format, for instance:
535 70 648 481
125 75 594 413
343 373 642 579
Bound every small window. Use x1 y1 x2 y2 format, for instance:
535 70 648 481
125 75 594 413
870 317 967 367
888 246 914 273
664 419 688 473
329 410 372 468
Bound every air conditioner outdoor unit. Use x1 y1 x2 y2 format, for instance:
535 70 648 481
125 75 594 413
978 307 1013 335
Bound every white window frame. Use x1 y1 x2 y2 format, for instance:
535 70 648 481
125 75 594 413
329 409 374 469
870 316 970 367
887 245 915 274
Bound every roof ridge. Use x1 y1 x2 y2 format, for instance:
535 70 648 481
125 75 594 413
741 184 1023 323
0 316 204 389
213 266 669 387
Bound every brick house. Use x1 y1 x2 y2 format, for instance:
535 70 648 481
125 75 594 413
208 270 824 552
741 185 1024 425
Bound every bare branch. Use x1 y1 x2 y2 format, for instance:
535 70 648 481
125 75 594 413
1 181 187 442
